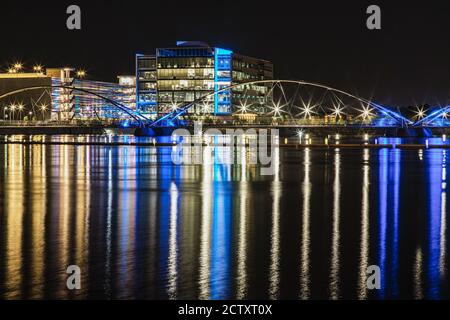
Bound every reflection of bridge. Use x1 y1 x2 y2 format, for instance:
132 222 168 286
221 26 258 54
1 80 449 129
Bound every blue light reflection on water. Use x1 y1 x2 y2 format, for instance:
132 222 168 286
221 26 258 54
427 149 443 299
391 149 401 298
210 143 232 299
378 148 388 298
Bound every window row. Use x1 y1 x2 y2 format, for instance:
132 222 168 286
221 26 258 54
158 91 214 102
158 80 215 91
158 57 214 69
157 68 214 79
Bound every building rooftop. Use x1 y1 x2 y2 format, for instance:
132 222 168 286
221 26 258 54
176 41 210 47
0 73 48 79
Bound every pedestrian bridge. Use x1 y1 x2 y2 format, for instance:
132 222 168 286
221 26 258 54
0 80 448 128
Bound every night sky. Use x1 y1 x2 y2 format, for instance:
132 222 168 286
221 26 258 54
2 0 450 107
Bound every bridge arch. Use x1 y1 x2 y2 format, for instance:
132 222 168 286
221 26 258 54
413 105 450 127
151 80 412 127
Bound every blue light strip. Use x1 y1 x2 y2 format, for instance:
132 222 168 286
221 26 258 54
214 51 218 115
214 48 233 115
414 105 450 127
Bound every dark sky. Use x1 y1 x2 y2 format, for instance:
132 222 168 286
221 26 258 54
1 0 450 107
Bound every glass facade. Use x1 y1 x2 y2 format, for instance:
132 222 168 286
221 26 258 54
136 54 157 114
136 43 273 117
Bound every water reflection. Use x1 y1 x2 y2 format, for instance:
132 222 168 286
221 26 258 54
167 182 179 299
358 149 370 299
199 146 212 300
236 144 248 299
299 148 311 299
269 146 280 299
440 151 447 281
5 144 25 299
0 137 449 299
427 150 443 299
329 149 341 299
378 148 401 298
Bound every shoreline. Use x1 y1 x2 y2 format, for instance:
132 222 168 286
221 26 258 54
0 140 448 149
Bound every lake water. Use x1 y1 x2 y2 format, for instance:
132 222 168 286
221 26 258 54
0 135 448 299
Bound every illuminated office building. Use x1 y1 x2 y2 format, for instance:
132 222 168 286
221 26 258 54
48 69 137 121
1 65 137 122
117 75 136 110
136 41 273 117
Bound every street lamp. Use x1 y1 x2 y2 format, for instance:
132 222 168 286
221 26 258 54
17 103 24 121
13 63 23 72
76 69 86 78
39 104 48 120
9 104 16 123
170 102 178 111
33 65 43 73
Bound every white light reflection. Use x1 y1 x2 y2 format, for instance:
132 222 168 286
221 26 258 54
358 149 370 299
330 148 341 299
269 146 281 299
167 182 179 299
199 145 212 299
300 148 311 299
414 247 424 299
105 148 113 297
236 143 248 299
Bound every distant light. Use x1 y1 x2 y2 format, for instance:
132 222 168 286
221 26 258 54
331 105 344 117
299 102 316 119
76 70 86 78
201 102 210 114
238 101 249 113
33 65 43 73
415 106 427 120
13 63 23 71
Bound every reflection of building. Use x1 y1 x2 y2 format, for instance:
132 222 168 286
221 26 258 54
0 72 52 121
136 41 273 117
